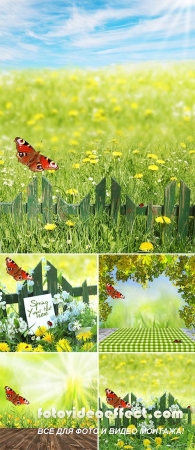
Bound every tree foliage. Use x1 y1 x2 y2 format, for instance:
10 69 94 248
99 255 195 326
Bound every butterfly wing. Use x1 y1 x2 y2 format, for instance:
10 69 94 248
14 137 59 172
105 389 131 409
6 257 33 281
106 284 125 299
5 386 30 406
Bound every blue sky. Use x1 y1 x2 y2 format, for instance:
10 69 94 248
1 0 195 69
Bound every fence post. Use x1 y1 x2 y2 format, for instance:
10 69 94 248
80 194 90 220
163 181 176 240
12 193 23 223
46 261 58 315
111 178 121 223
27 177 39 222
178 181 190 238
95 178 106 213
126 195 136 231
82 280 89 304
32 261 43 295
147 202 153 231
18 284 28 322
42 177 53 224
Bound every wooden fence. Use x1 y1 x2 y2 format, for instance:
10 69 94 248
0 176 194 238
99 392 191 428
1 260 97 322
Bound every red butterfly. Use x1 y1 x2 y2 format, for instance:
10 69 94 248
6 257 33 281
106 283 125 299
14 137 59 172
5 386 30 406
105 388 131 409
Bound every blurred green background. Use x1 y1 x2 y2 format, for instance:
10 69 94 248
99 353 195 408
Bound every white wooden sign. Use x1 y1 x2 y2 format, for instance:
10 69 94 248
23 293 55 332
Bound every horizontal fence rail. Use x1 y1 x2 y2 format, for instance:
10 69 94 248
1 260 97 322
0 176 194 238
99 392 191 428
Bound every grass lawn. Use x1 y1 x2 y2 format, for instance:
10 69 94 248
0 63 195 252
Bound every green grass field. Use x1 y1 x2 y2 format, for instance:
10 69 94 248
1 63 195 252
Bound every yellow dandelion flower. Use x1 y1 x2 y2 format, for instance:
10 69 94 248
42 332 54 343
155 437 162 445
155 216 171 224
69 74 78 81
51 136 59 143
134 173 143 179
44 224 57 231
109 139 118 143
56 338 72 352
148 164 159 171
65 220 75 227
86 151 93 155
180 142 186 148
132 149 139 154
81 342 94 351
0 111 4 116
131 102 138 109
33 113 44 121
156 159 165 164
170 176 177 181
27 120 35 126
68 110 79 117
0 160 4 165
5 102 12 109
0 342 10 352
73 131 81 137
72 163 80 169
147 153 158 159
110 97 117 103
90 159 98 164
189 150 195 154
124 446 133 449
89 154 98 159
68 149 76 154
69 140 79 146
35 326 47 337
34 345 44 352
35 77 44 84
144 109 153 116
83 158 91 163
143 439 151 447
71 96 78 103
116 440 125 447
113 105 122 112
139 242 154 252
112 151 122 157
76 331 92 341
16 343 33 352
51 109 58 114
66 189 78 195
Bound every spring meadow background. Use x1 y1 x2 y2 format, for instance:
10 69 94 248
0 353 98 428
0 1 195 253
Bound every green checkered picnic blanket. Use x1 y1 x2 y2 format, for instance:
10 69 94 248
99 328 195 352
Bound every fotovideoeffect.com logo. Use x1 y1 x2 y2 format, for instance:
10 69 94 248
37 407 183 420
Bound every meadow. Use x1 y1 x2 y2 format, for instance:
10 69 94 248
0 63 195 252
99 353 195 449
